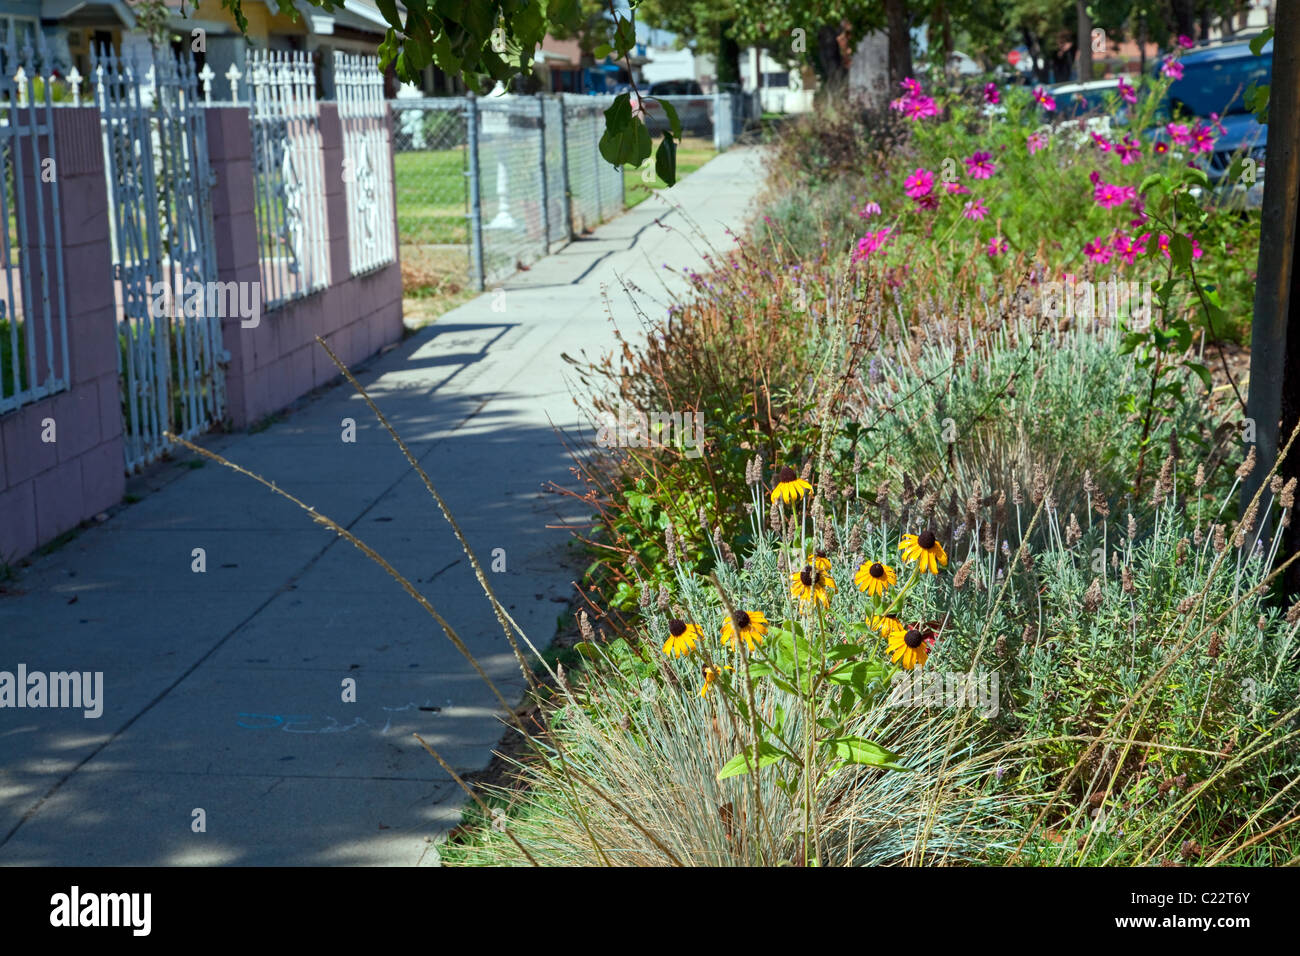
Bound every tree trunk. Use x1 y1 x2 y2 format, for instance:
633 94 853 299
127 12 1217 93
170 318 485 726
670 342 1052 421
816 23 848 89
716 21 741 87
885 0 913 83
1138 15 1147 77
1077 0 1093 81
1170 0 1196 38
1245 2 1300 596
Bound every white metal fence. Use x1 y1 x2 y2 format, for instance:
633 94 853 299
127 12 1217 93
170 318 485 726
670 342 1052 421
0 39 69 416
335 51 396 276
93 46 226 472
248 50 331 308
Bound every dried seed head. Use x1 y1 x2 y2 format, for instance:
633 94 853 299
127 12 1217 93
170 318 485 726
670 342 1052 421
1207 631 1222 658
664 525 679 568
853 448 864 476
1282 478 1297 510
846 521 863 554
1083 577 1104 613
768 501 783 533
1193 524 1204 547
1194 463 1206 489
1271 474 1285 496
800 460 813 482
1158 455 1175 495
1235 499 1259 548
1092 489 1110 518
1127 512 1137 541
1287 601 1300 625
1213 523 1227 553
1121 565 1135 594
1083 470 1096 497
657 583 671 612
578 610 594 641
994 634 1007 659
1065 512 1082 548
1031 466 1046 506
1176 595 1196 614
822 520 840 554
953 561 973 589
1175 538 1188 566
1236 446 1256 479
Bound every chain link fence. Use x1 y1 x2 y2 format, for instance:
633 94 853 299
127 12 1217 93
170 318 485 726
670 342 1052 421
391 90 742 291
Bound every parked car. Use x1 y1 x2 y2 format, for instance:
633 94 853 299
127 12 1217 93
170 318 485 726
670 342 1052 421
634 80 712 136
1156 35 1271 191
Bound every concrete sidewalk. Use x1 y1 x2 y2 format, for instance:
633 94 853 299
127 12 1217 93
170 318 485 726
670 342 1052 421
0 146 765 865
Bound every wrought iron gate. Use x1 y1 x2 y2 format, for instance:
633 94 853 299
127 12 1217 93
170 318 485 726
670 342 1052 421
94 48 225 473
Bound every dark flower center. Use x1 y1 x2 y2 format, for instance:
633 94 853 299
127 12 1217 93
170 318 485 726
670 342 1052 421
668 619 687 637
777 466 797 484
905 628 925 649
918 530 937 549
733 610 751 629
815 549 827 559
800 566 814 587
870 562 885 578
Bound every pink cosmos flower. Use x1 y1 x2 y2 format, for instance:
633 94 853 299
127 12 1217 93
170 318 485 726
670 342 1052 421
943 181 970 195
1157 234 1171 257
987 237 1008 257
852 227 894 263
858 201 882 218
900 77 923 96
1166 122 1192 145
1091 132 1112 152
963 199 988 221
1084 237 1113 264
965 151 996 179
1162 57 1184 80
1153 140 1170 156
1116 137 1141 165
1117 77 1137 105
914 192 941 210
1094 181 1129 209
983 82 1000 106
1112 232 1149 265
902 95 939 119
1027 131 1049 154
1177 34 1194 50
1033 86 1056 111
1089 170 1102 185
904 168 935 199
1190 124 1216 154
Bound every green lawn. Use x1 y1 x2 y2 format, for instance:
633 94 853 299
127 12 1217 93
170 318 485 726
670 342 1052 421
623 135 718 209
394 148 469 245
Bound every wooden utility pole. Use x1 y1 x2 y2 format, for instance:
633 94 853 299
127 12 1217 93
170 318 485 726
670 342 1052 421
1244 3 1300 594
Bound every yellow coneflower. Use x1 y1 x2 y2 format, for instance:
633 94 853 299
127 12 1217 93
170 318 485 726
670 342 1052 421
721 609 768 651
790 564 836 607
871 614 906 640
887 624 934 670
770 465 812 506
899 530 948 574
662 618 702 658
809 548 832 572
854 560 897 597
699 663 734 697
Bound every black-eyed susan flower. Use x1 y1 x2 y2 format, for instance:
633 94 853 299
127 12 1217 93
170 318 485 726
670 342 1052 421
899 530 948 574
721 609 768 651
662 618 702 658
871 614 906 640
770 465 812 506
699 662 734 697
790 564 836 607
887 624 935 670
854 560 897 597
809 548 832 572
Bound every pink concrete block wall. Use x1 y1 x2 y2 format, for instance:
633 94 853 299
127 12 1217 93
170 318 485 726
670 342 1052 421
0 109 125 563
210 104 403 429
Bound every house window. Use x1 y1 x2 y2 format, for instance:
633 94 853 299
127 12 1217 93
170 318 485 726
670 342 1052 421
0 16 38 50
